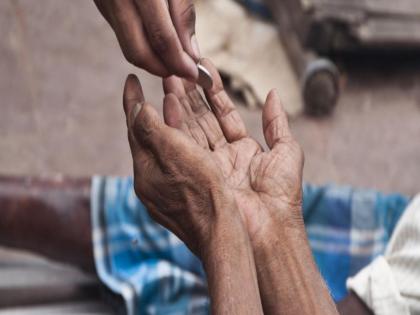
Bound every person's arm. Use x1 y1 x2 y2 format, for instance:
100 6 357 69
0 175 94 271
156 60 338 314
201 199 264 315
122 74 264 314
251 212 338 315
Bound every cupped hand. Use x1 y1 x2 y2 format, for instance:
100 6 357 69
162 59 305 240
95 0 200 79
123 73 240 257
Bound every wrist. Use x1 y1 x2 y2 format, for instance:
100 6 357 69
250 204 305 250
199 192 249 265
199 192 264 315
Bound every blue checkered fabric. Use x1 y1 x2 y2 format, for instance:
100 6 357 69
91 176 410 314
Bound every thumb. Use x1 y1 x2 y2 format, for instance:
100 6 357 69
131 102 165 151
262 89 292 149
132 100 205 170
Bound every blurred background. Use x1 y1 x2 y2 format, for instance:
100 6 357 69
1 0 420 194
0 0 420 313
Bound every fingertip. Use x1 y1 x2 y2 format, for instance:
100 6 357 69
263 89 285 126
267 88 279 101
265 89 283 110
123 74 144 115
262 89 291 149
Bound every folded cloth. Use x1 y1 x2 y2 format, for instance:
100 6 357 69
91 177 208 315
195 0 302 115
91 176 410 315
347 194 420 315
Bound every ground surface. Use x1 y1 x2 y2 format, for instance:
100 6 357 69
1 0 420 312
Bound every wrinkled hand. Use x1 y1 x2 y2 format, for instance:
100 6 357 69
162 59 304 240
123 73 237 257
95 0 199 79
122 59 304 256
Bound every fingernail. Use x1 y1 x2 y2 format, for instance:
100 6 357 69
130 102 143 128
190 34 201 60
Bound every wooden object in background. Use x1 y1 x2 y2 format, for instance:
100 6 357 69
263 0 420 116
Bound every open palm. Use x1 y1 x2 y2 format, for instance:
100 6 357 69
163 60 304 239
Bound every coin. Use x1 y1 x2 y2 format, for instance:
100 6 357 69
197 63 213 89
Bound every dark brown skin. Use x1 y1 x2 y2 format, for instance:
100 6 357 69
0 175 94 272
94 0 200 80
123 70 264 315
160 59 338 315
123 59 338 314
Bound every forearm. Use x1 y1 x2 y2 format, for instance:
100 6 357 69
0 175 94 271
253 212 338 315
202 208 263 315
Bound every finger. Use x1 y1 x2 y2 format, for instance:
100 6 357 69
163 93 186 129
164 77 226 149
182 81 227 149
163 94 209 149
196 111 227 150
200 59 248 143
96 0 169 77
123 74 147 156
168 0 201 60
134 0 199 80
183 80 209 115
262 89 292 149
123 74 144 119
163 76 186 98
163 77 206 114
181 78 197 94
132 101 206 166
122 75 156 186
163 76 193 116
163 93 195 143
131 102 163 147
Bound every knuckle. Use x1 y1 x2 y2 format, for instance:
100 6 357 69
147 25 174 55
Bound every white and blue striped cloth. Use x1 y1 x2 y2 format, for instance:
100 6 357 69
91 176 410 315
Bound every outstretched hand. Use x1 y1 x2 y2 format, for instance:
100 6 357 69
162 59 305 240
122 59 304 255
121 59 341 315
